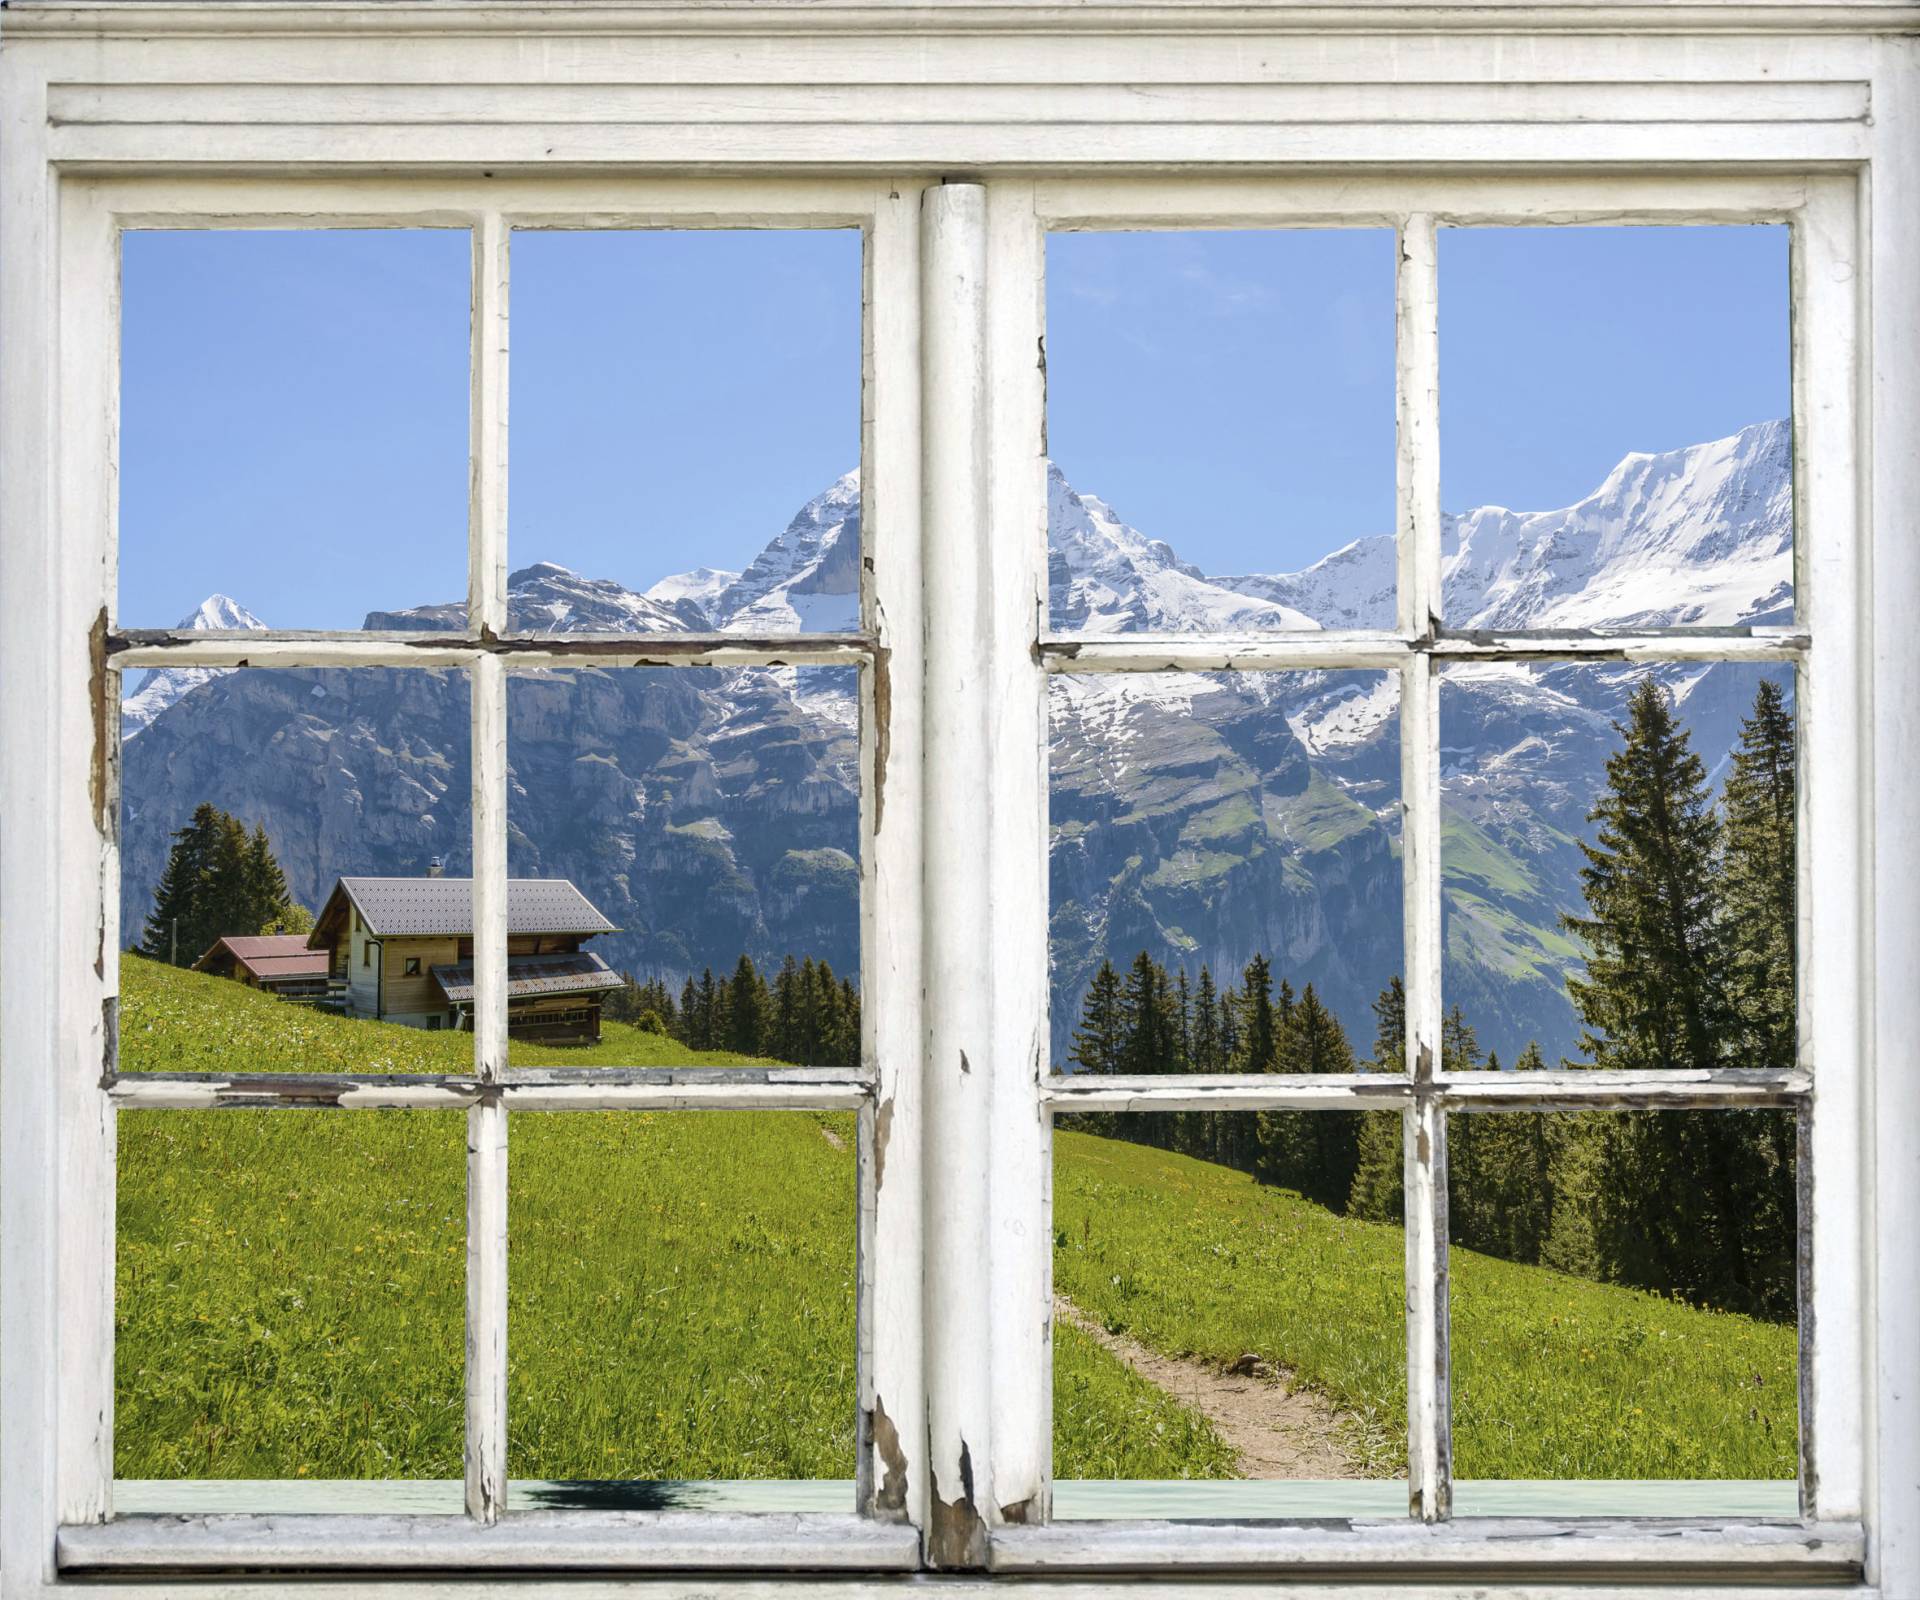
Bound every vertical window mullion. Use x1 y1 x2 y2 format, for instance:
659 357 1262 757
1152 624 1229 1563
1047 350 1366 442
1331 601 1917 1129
859 182 930 1532
919 179 995 1568
983 179 1052 1530
465 208 510 1525
1795 176 1865 1522
1396 211 1452 1521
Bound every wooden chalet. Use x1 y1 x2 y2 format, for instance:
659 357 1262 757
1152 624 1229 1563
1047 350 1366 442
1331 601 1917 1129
192 934 333 1000
308 874 623 1043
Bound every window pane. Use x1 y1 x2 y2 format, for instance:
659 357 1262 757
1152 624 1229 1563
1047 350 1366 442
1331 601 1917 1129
1046 230 1397 634
119 667 474 1072
509 229 861 634
119 230 470 633
1439 226 1791 630
1053 1111 1406 1517
1440 662 1796 1072
1052 671 1403 1082
503 665 859 1066
1451 1107 1798 1514
116 1109 464 1500
508 1110 856 1503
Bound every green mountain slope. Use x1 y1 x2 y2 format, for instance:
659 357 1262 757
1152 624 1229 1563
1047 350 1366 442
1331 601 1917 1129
117 959 1795 1485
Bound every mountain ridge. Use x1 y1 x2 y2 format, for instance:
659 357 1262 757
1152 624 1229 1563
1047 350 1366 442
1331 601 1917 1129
121 420 1792 1066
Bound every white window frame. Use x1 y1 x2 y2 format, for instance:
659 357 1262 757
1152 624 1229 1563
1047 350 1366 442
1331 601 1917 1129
2 6 1917 1597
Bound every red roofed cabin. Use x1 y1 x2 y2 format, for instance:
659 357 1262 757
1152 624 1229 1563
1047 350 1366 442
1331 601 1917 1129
193 934 333 1000
308 874 624 1044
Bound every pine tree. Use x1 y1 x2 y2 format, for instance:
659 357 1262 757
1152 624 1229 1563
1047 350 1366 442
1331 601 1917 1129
1193 967 1221 1070
1071 961 1125 1079
771 955 801 1061
1443 1005 1487 1248
1191 966 1224 1162
836 976 862 1068
1554 678 1775 1313
1562 677 1733 1073
1237 955 1278 1072
728 955 764 1055
1722 676 1797 1075
1120 951 1178 1075
1258 982 1359 1208
695 968 720 1052
1348 977 1406 1222
143 804 220 963
677 976 699 1046
140 804 302 964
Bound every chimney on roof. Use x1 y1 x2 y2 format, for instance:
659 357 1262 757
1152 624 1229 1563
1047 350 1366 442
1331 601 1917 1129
427 857 445 879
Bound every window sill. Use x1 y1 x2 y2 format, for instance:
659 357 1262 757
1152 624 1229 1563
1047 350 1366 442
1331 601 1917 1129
57 1509 920 1575
986 1515 1864 1583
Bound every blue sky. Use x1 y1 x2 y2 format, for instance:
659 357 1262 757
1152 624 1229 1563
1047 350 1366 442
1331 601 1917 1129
120 222 1786 628
120 227 859 630
1047 223 1789 575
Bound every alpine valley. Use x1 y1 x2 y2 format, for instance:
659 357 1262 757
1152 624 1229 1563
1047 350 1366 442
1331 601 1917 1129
120 420 1793 1067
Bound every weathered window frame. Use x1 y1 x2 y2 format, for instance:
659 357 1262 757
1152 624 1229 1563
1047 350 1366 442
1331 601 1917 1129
2 5 1917 1597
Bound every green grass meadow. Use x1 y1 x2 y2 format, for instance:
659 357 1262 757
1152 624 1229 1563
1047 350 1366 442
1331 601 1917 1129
1055 1125 1798 1482
116 956 1796 1485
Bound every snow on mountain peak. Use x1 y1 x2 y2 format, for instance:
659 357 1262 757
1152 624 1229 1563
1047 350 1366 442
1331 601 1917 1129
646 566 742 625
1047 463 1321 634
184 593 267 633
709 470 862 634
121 593 269 738
1441 419 1791 631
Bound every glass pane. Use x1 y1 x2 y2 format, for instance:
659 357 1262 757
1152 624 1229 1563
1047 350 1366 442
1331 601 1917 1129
509 229 861 634
116 1109 464 1501
1051 671 1403 1081
1439 226 1791 630
119 229 470 633
1046 230 1397 634
1053 1111 1406 1517
1440 662 1796 1072
1451 1107 1798 1514
504 666 859 1066
118 667 474 1072
508 1110 856 1504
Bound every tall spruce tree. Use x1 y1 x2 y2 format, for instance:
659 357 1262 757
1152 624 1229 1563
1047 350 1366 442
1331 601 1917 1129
1348 976 1406 1222
1718 681 1799 1308
141 803 302 964
729 954 766 1056
1258 982 1360 1208
1562 677 1733 1072
1071 960 1124 1076
1554 677 1778 1315
1722 676 1797 1076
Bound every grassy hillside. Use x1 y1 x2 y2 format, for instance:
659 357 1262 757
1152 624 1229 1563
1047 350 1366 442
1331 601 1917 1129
1055 1128 1798 1481
118 958 1795 1484
116 958 1224 1481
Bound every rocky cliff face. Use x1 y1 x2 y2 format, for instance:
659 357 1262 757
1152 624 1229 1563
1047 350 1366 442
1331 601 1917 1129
122 420 1792 1066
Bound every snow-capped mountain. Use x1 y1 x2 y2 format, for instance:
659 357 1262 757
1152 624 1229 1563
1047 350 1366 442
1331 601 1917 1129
120 420 1791 1067
1444 418 1792 631
120 594 268 738
645 566 741 624
1049 465 1320 633
367 562 711 636
707 470 861 634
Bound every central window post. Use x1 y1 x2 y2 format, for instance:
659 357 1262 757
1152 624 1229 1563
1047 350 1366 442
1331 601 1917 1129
919 179 995 1569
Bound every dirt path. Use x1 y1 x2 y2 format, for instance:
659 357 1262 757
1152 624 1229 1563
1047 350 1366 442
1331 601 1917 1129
1054 1293 1363 1479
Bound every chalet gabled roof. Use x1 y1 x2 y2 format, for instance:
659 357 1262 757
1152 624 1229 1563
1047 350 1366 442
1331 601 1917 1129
193 933 330 982
308 876 616 947
430 950 624 1005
